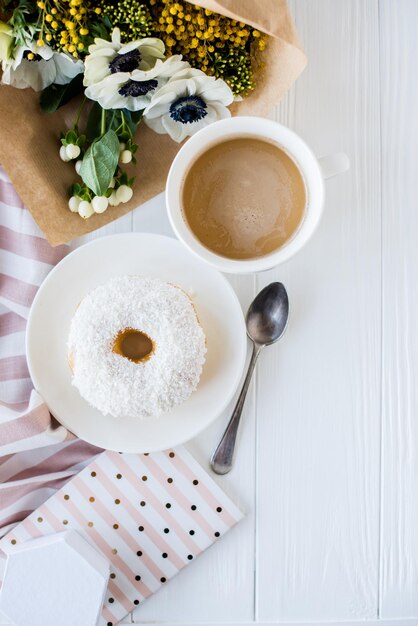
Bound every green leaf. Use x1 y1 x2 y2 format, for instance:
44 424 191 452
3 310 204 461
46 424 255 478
85 102 103 143
86 102 122 142
86 104 120 141
61 129 79 146
86 103 143 143
129 110 143 125
70 183 82 196
105 110 120 133
66 129 78 144
40 74 84 112
90 14 113 40
123 110 143 135
79 130 120 196
119 172 128 185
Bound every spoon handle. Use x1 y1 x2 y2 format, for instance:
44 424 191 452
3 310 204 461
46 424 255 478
210 343 262 475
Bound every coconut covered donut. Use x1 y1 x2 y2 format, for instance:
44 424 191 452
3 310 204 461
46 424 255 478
68 276 206 418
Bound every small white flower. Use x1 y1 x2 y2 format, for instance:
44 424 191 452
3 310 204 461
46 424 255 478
84 28 165 87
85 54 187 112
108 191 120 206
143 68 233 143
1 43 83 91
75 160 82 175
116 185 133 204
78 200 94 218
120 150 132 164
92 195 109 213
68 196 81 212
60 145 70 162
66 144 81 160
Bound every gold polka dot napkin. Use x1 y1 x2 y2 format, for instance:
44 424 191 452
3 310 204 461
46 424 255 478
0 447 243 626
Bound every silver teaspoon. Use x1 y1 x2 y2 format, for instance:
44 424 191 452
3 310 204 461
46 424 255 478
210 282 289 475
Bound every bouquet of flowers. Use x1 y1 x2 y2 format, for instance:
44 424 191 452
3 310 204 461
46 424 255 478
0 0 269 219
0 0 306 244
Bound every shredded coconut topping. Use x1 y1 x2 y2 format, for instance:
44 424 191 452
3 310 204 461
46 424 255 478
68 276 206 418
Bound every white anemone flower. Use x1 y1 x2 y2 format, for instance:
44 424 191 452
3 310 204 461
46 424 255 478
143 68 234 143
85 55 188 111
83 27 165 88
0 22 13 62
1 43 83 91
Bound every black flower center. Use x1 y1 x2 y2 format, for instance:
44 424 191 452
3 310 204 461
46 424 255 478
118 79 158 98
169 96 208 124
109 49 141 74
23 50 42 62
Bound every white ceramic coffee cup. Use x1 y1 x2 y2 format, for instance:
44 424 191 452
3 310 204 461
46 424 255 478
166 116 349 274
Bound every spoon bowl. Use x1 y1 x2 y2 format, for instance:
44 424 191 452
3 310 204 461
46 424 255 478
210 282 289 474
246 282 289 346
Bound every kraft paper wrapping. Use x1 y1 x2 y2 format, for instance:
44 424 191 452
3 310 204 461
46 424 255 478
0 0 306 245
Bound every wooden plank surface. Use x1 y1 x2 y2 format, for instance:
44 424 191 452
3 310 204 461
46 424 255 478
256 0 382 620
4 1 418 624
379 0 418 618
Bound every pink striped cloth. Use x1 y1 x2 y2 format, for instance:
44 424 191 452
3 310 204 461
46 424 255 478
0 166 100 538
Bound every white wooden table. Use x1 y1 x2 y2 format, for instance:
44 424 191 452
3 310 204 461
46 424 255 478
3 1 418 624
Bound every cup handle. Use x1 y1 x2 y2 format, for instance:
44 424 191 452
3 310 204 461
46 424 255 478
318 153 350 180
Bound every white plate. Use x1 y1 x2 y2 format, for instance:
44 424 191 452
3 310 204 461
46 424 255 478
26 233 247 453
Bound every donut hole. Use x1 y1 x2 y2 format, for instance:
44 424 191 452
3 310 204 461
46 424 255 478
112 328 154 363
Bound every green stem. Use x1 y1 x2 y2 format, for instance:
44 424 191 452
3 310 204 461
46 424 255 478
100 107 106 136
120 110 126 137
120 111 134 140
73 96 87 132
